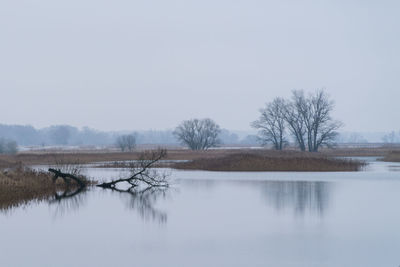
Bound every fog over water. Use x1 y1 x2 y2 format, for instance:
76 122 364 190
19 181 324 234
1 0 399 132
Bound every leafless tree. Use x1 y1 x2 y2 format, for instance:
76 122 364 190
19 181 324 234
254 89 342 152
173 118 221 150
97 149 169 191
252 97 287 150
116 134 136 152
291 89 342 152
282 96 307 151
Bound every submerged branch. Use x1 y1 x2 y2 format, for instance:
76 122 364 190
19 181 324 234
97 149 169 191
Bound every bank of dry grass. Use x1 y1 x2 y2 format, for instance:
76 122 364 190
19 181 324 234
381 151 400 162
173 152 365 172
0 166 92 211
1 146 399 167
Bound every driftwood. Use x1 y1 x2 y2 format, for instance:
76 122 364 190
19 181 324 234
97 149 168 191
48 168 86 187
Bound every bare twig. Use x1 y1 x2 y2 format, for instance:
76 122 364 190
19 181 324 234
97 149 169 191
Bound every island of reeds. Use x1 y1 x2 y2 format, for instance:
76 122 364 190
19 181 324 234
172 151 366 172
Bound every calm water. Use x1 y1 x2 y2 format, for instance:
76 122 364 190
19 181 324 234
1 159 400 267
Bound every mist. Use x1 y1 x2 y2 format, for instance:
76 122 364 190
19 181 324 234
1 0 399 132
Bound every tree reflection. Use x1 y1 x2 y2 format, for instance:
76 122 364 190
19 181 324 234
48 186 88 217
261 180 331 216
48 185 169 223
117 187 169 224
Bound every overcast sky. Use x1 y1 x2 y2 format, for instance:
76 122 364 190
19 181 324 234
0 0 399 132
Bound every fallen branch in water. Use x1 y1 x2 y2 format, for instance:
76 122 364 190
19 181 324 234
97 149 169 191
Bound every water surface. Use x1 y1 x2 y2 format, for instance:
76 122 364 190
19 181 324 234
1 159 400 267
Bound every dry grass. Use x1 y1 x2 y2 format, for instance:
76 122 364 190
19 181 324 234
1 146 399 167
0 147 381 209
0 166 92 211
172 152 366 172
381 151 400 162
321 147 400 157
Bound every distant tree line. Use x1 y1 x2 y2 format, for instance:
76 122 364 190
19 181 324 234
0 89 349 152
0 124 256 149
159 90 344 151
0 124 116 146
116 134 136 152
382 131 400 144
0 138 17 154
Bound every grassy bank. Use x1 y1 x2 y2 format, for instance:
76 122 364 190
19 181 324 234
0 166 92 211
2 147 399 167
0 148 377 209
381 151 400 162
172 152 366 172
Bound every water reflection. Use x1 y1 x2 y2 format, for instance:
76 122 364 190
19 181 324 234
117 187 169 224
261 180 331 216
48 186 88 217
47 185 170 223
181 178 332 216
388 165 400 172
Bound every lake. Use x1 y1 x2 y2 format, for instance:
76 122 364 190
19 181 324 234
1 158 400 267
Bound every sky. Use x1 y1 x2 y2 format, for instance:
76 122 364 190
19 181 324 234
0 0 399 132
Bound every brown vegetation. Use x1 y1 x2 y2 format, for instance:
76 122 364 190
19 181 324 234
381 151 400 162
172 152 366 172
0 147 394 210
0 147 399 167
0 166 92 211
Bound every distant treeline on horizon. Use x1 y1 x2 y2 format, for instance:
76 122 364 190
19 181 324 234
0 124 398 147
0 124 258 147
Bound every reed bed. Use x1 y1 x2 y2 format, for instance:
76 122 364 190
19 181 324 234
381 151 400 162
172 153 366 172
0 166 92 211
1 147 399 166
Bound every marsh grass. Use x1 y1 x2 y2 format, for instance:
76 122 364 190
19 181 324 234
0 147 399 167
0 166 93 211
381 151 400 162
172 152 366 172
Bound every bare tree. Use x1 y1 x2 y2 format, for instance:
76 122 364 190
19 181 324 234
252 97 287 150
291 90 342 152
173 118 221 150
254 89 342 152
116 134 136 152
282 97 307 151
97 149 169 191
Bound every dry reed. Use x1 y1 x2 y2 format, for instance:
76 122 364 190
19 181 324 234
0 166 92 211
381 151 400 162
172 153 366 172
